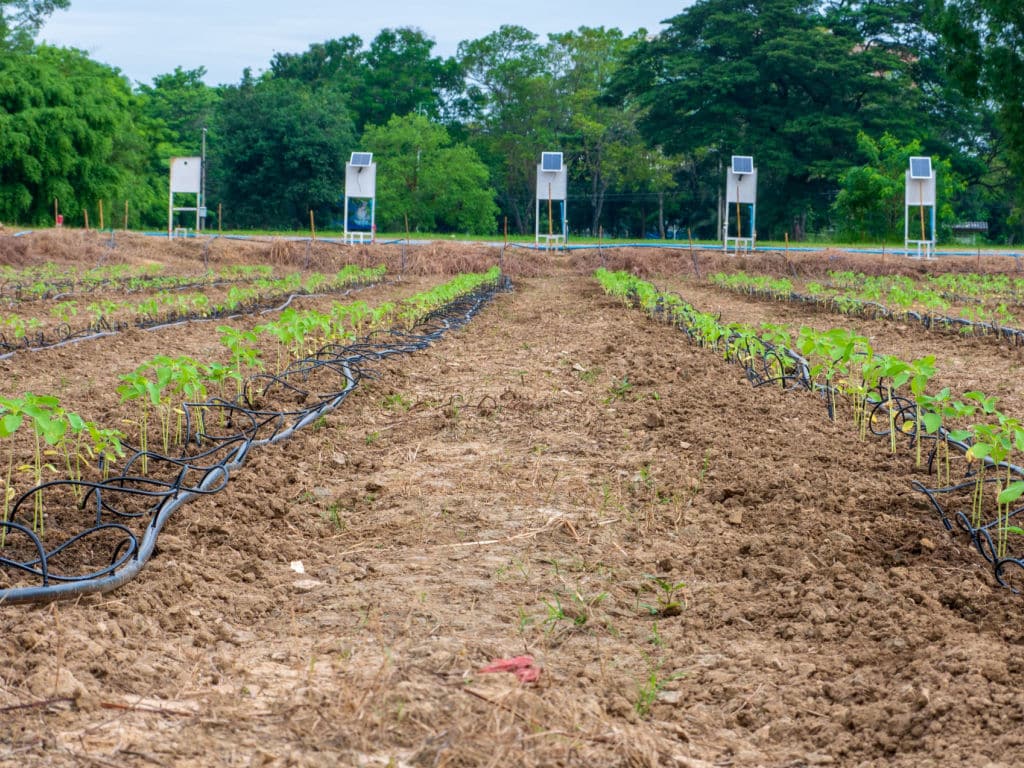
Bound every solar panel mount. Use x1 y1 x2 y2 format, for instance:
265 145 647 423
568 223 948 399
731 155 754 175
541 152 563 172
909 156 932 179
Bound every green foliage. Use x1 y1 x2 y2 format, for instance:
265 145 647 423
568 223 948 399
0 0 69 43
609 0 926 238
549 27 672 236
270 28 461 132
362 113 498 234
0 44 161 226
832 132 963 241
457 25 561 234
934 0 1024 230
0 4 1019 239
208 73 356 229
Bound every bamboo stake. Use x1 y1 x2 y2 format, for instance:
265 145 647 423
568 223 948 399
84 209 89 230
548 183 553 242
785 231 789 259
503 216 508 247
403 213 409 275
919 183 926 243
218 203 222 235
688 227 693 253
98 199 104 230
123 200 129 230
309 209 316 241
735 180 741 255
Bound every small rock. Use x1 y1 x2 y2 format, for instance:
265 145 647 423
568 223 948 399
292 579 324 593
728 509 744 526
919 537 936 552
26 667 87 700
657 689 683 705
332 452 347 467
644 413 664 429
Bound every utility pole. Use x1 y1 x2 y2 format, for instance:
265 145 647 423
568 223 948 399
200 127 207 232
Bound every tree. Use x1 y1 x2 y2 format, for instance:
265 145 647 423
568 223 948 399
355 28 462 130
832 131 961 241
550 27 655 236
208 73 356 229
0 0 68 43
362 113 497 234
457 25 562 234
269 29 461 133
932 0 1024 229
0 44 159 226
608 0 923 239
136 67 220 157
269 35 364 89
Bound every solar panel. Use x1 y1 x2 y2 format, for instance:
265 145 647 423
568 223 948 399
541 152 563 172
731 155 754 175
350 152 373 167
909 156 932 179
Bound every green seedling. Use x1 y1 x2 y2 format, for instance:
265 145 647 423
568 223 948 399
642 574 687 617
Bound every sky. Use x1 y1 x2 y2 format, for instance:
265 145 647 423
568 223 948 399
38 0 692 87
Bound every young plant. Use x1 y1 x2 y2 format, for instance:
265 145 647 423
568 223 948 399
218 325 263 395
0 393 68 533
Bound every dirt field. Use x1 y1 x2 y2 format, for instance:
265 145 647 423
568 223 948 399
1 231 1023 767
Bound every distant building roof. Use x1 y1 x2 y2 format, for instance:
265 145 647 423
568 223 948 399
952 221 989 232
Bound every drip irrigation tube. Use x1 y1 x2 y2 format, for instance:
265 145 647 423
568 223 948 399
506 240 1024 259
0 274 511 605
721 283 1024 348
0 278 386 360
612 275 1024 591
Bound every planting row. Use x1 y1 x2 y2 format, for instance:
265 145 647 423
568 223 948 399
710 270 1024 347
0 264 387 358
0 261 276 304
597 268 1024 590
825 269 1024 305
0 267 508 604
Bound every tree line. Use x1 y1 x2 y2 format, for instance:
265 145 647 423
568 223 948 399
1 0 1022 243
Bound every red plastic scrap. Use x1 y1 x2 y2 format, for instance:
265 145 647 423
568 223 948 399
479 655 541 683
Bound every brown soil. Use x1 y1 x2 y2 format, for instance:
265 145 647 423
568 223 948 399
1 232 1023 767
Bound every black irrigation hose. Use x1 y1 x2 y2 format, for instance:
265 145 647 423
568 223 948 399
726 284 1024 348
0 275 511 605
628 283 1024 592
0 278 387 360
0 275 254 304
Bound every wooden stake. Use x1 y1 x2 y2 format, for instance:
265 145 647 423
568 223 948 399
218 203 222 235
503 216 508 247
548 183 553 240
785 231 789 259
688 227 693 253
54 198 59 226
99 199 105 230
84 209 89 230
309 209 316 241
919 183 926 243
124 200 129 230
735 180 741 255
